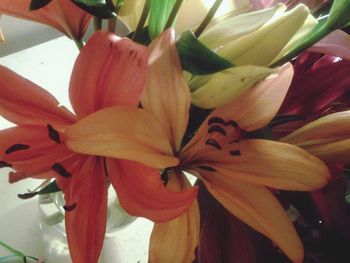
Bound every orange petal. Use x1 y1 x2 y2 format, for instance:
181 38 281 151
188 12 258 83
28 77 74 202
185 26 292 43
281 110 350 145
0 66 76 125
64 157 107 263
149 195 199 263
302 139 350 165
69 30 148 118
200 172 304 263
141 29 190 152
107 159 198 222
193 139 329 191
0 0 91 40
0 125 74 182
65 106 178 169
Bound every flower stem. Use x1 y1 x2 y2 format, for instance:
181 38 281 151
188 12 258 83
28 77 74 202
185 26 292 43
74 39 84 50
132 0 151 41
93 17 103 31
164 0 184 30
194 0 223 37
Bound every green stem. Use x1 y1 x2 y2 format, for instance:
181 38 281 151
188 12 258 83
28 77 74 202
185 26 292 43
164 0 184 30
0 241 24 257
132 0 151 41
194 0 223 37
74 38 84 50
108 18 117 33
93 17 103 31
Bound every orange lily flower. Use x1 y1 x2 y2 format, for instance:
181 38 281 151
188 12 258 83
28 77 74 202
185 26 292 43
0 30 196 263
65 29 330 263
0 0 91 41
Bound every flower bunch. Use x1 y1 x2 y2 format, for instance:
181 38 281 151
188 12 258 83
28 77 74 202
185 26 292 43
0 0 350 263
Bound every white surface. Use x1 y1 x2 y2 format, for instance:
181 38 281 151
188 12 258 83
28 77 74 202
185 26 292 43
1 16 61 57
0 36 153 262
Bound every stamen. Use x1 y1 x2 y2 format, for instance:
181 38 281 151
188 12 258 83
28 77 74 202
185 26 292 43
18 192 38 199
0 161 12 168
52 163 71 178
225 120 238 127
208 116 225 126
197 165 217 172
230 150 241 156
63 203 77 212
205 139 222 150
208 125 227 136
5 144 30 154
229 139 239 144
47 124 61 144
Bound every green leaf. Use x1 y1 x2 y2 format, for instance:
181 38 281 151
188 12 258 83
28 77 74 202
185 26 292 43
176 31 234 75
127 27 152 46
72 0 116 19
148 0 176 39
29 0 52 10
325 0 350 30
38 180 61 195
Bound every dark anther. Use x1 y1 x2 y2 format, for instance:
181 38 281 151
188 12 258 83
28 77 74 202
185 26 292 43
208 116 225 126
5 144 30 154
225 120 238 127
208 125 227 136
197 165 217 172
47 124 61 144
63 203 77 212
161 169 170 186
230 150 241 156
52 163 71 178
18 192 38 199
0 160 12 168
205 139 222 150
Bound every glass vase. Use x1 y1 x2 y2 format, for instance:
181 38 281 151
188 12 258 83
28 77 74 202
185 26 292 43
38 186 136 263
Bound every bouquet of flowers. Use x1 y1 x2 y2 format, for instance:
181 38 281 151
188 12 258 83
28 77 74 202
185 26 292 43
0 0 349 262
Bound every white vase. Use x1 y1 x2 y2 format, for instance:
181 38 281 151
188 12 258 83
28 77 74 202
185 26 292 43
38 187 136 263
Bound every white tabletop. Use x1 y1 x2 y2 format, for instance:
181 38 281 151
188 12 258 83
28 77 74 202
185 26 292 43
0 36 153 262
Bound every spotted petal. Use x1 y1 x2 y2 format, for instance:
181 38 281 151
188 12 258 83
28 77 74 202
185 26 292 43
69 30 148 118
62 157 107 263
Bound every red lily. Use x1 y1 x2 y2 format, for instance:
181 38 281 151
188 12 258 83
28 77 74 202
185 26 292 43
0 0 91 41
0 30 196 263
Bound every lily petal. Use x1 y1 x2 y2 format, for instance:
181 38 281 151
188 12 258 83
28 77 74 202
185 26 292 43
69 30 148 118
149 174 199 263
200 173 304 263
141 29 190 152
199 4 286 51
0 0 91 40
281 110 350 145
217 4 309 66
309 30 350 60
63 157 107 263
190 65 275 109
65 106 178 169
194 139 329 191
301 139 350 164
0 66 76 125
107 159 198 222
